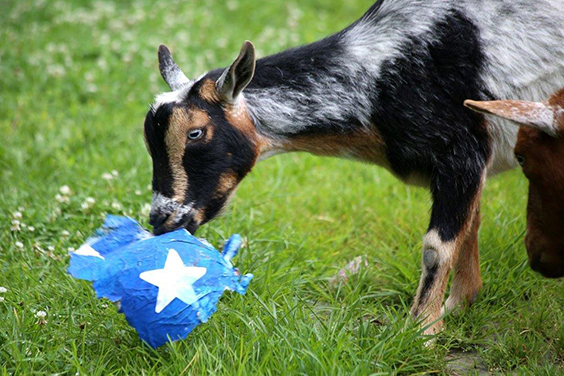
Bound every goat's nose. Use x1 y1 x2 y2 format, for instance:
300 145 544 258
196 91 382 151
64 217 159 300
149 211 169 229
529 254 541 273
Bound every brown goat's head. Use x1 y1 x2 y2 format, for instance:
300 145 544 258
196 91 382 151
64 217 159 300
465 90 564 278
144 42 265 235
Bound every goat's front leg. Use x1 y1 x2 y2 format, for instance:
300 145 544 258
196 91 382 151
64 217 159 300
444 203 483 313
410 170 485 335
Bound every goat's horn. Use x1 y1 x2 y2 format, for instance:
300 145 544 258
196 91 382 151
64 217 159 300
158 45 190 91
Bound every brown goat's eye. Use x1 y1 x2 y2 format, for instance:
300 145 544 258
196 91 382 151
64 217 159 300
188 129 204 140
515 154 525 166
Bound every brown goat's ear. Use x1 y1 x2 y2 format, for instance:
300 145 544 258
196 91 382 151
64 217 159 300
464 99 559 137
158 45 190 91
216 41 256 102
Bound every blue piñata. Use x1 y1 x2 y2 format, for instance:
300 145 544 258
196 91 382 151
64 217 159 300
68 215 252 348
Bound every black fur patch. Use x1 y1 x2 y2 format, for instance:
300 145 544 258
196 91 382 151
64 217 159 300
417 258 439 311
179 92 257 224
372 9 490 242
144 103 175 197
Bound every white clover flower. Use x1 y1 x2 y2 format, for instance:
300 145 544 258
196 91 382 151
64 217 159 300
68 247 75 252
49 207 62 221
226 1 239 10
47 64 66 78
86 83 98 93
48 246 55 252
111 170 119 177
140 203 151 217
15 241 24 249
28 226 35 232
12 211 22 219
97 58 108 71
10 219 21 232
35 310 47 318
102 172 113 181
0 287 7 293
0 297 4 302
147 184 152 191
111 201 122 210
55 194 69 203
134 190 142 196
216 38 228 49
59 185 71 195
81 197 95 210
61 230 70 237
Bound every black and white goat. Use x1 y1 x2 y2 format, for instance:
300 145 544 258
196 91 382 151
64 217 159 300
143 0 564 333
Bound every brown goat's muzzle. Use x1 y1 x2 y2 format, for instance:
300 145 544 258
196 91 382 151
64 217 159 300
525 233 564 278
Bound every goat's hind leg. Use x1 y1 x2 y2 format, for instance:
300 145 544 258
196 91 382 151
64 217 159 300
410 170 485 335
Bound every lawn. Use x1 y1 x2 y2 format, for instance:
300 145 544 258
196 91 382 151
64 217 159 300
1 0 563 374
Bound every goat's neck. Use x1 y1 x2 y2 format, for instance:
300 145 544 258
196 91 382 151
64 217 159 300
243 72 385 164
243 47 377 159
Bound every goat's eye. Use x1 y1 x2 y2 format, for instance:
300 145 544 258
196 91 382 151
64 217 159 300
515 154 525 166
188 129 204 140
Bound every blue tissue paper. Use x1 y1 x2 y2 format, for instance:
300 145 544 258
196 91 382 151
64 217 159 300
68 215 253 348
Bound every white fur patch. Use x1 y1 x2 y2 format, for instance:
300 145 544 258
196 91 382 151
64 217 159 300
423 229 456 268
151 72 209 114
459 0 564 174
152 85 192 114
344 0 449 79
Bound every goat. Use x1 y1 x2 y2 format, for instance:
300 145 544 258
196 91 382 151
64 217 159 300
465 89 564 279
143 0 564 334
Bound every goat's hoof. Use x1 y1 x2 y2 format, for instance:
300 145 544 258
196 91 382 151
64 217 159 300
443 290 480 314
422 319 444 337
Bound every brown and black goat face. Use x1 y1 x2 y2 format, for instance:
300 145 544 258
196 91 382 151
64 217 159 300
465 94 564 278
144 42 261 235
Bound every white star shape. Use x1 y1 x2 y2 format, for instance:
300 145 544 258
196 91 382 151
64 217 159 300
74 244 105 259
139 249 207 313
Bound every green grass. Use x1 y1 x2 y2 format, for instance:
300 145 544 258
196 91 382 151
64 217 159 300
1 0 564 374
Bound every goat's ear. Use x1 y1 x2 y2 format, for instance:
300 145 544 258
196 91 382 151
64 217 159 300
158 45 190 91
464 99 559 137
216 41 256 102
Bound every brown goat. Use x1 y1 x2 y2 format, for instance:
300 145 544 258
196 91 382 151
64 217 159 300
465 89 564 278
